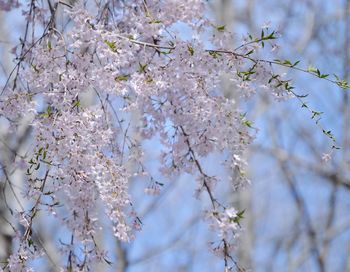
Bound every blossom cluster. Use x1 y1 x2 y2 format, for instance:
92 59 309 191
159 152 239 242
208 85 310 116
0 0 19 11
0 0 287 270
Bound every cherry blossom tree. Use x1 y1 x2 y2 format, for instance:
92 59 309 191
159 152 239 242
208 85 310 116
0 0 347 271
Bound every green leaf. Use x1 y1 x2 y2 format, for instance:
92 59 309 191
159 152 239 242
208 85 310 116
72 100 81 109
216 25 226 32
138 63 147 73
243 120 253 128
208 51 221 58
104 40 118 53
145 76 153 83
322 129 335 140
233 209 245 224
39 106 53 118
268 74 279 83
149 19 162 24
266 31 276 40
336 79 350 89
295 93 309 98
307 65 321 76
311 111 323 119
31 64 39 73
245 49 254 56
115 75 129 81
47 40 52 51
283 60 292 66
293 60 300 67
28 239 34 247
159 50 172 55
187 45 194 56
